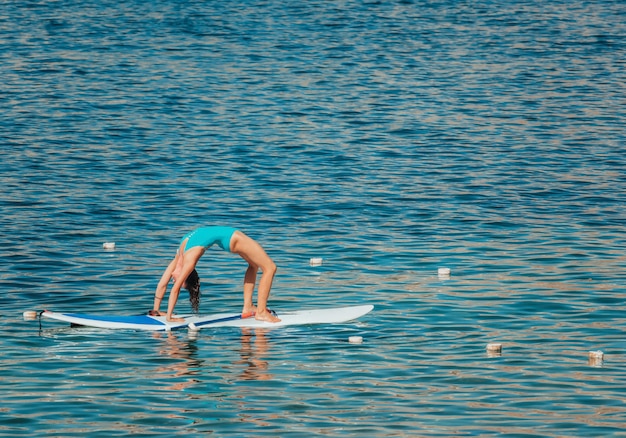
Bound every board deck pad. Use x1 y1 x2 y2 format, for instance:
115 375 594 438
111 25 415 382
41 305 374 331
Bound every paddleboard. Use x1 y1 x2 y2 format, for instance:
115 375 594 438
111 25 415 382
40 304 374 331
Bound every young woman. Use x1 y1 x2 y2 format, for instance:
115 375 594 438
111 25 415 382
152 226 280 323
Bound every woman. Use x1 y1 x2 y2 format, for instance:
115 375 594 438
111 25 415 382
152 226 280 323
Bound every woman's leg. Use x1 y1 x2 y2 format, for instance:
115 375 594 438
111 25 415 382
231 231 280 322
242 264 257 316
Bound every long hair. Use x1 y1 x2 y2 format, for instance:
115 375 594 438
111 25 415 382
185 269 201 314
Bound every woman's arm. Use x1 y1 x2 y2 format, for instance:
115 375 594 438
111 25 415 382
153 256 177 314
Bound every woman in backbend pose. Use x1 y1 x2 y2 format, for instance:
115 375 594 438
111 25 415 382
152 226 280 323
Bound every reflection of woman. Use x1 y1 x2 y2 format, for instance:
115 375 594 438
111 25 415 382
154 331 202 391
152 227 280 323
238 328 272 381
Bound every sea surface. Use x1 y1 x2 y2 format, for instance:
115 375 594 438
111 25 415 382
1 0 625 436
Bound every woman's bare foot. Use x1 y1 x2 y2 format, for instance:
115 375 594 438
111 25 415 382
241 305 257 319
167 315 185 322
255 309 281 323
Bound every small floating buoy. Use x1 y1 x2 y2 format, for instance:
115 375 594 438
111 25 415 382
588 350 604 367
187 328 198 340
103 242 116 250
486 343 502 356
188 322 198 331
309 257 323 266
348 336 363 344
23 310 38 320
438 267 451 279
438 268 451 280
438 267 450 275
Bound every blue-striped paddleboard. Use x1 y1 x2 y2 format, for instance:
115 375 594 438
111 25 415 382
41 305 374 331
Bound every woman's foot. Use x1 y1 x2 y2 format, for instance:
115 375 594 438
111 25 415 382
242 306 257 319
255 309 281 323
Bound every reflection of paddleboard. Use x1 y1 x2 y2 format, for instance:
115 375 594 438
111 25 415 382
41 305 374 331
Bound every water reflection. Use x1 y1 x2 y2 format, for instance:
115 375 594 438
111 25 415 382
153 327 272 391
235 328 272 381
153 330 202 391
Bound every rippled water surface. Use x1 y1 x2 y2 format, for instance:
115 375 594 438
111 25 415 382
1 0 625 436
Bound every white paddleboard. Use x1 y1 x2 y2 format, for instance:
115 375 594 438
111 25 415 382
41 304 374 331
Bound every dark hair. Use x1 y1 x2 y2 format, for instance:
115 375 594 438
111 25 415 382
185 269 201 313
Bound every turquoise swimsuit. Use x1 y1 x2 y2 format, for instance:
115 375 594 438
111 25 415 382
180 227 237 253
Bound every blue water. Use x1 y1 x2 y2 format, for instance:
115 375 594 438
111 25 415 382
2 0 625 435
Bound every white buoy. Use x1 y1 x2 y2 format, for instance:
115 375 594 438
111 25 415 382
438 267 451 279
23 310 38 320
588 350 604 367
349 336 363 344
187 328 198 340
188 322 198 331
103 242 116 250
486 343 502 355
309 257 323 266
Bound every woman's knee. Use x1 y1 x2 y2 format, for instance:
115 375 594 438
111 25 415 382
264 260 277 276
